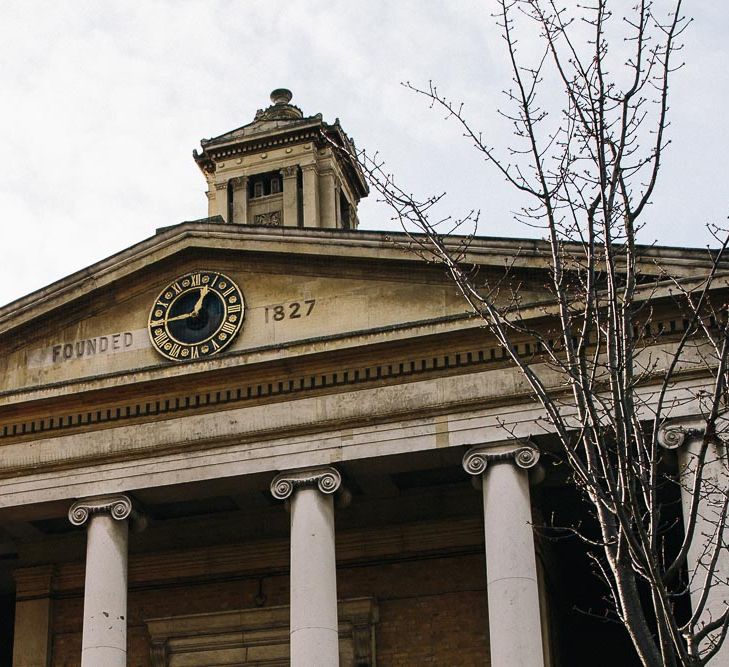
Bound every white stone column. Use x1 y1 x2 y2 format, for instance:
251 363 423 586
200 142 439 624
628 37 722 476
68 495 134 667
659 424 729 664
271 467 342 667
463 444 545 667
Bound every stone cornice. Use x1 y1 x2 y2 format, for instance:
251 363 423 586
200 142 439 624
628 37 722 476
198 125 322 164
68 494 133 526
270 466 341 500
462 443 541 475
0 220 721 339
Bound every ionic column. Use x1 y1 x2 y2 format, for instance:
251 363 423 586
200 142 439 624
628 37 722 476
658 424 729 663
301 164 320 228
230 176 248 224
68 495 135 667
463 444 544 667
271 467 342 667
281 166 299 227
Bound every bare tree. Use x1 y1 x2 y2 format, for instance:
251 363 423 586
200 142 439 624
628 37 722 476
330 1 729 664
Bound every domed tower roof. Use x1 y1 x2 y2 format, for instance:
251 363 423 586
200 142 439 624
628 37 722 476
193 89 368 230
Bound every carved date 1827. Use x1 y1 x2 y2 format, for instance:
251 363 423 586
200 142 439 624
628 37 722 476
265 299 316 323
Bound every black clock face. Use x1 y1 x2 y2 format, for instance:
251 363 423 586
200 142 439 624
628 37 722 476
148 270 245 361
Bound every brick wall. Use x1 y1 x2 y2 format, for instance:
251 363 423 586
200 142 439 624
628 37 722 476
50 552 489 666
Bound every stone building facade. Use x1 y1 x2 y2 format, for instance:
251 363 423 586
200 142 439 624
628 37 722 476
0 91 726 666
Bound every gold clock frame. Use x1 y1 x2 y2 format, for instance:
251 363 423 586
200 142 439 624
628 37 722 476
148 270 245 361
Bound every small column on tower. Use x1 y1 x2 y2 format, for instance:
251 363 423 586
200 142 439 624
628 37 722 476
281 166 299 227
319 169 337 229
300 164 320 228
230 176 248 224
214 181 229 222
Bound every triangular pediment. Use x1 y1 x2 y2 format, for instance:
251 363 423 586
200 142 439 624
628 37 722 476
202 115 322 147
0 220 720 404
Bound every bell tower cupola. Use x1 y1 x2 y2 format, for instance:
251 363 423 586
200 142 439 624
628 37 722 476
193 89 368 229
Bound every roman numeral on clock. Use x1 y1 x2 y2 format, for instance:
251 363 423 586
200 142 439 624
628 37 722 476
154 331 170 347
220 321 237 335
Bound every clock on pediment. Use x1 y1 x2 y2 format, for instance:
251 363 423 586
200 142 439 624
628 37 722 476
148 270 245 361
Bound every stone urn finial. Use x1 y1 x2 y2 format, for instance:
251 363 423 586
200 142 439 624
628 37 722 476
270 88 293 105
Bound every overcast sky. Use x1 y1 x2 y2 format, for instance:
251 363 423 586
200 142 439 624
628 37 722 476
0 1 727 307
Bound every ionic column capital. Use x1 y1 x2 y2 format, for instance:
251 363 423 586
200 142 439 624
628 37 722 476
214 181 229 191
280 165 298 178
657 422 705 450
68 494 134 526
462 443 540 477
230 175 248 189
271 466 342 500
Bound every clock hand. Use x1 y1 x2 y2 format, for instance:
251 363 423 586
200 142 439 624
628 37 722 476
190 285 209 317
161 286 211 325
164 311 197 323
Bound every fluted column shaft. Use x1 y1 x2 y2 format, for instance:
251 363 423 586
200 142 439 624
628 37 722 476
272 467 342 667
69 495 133 667
464 445 545 667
